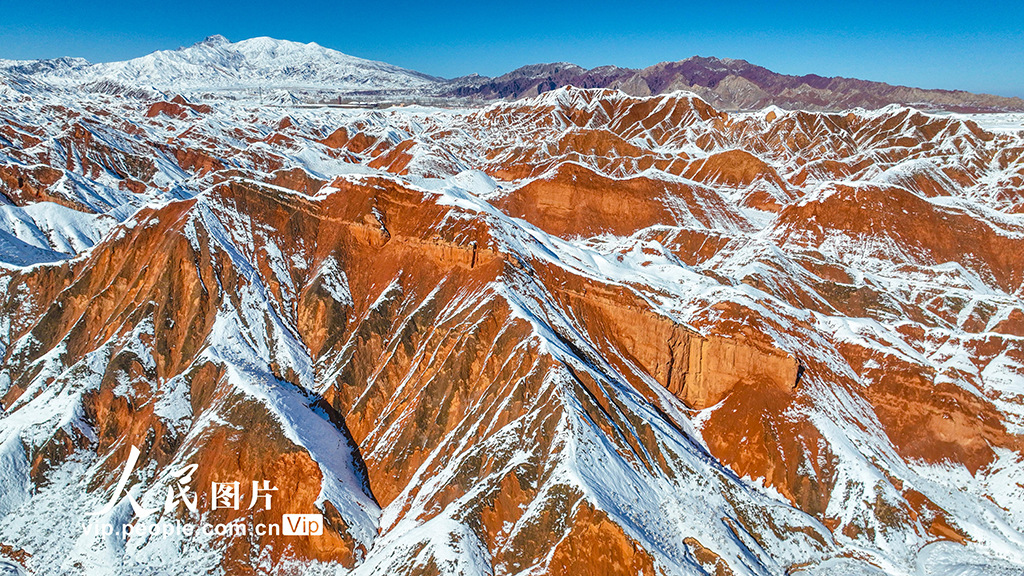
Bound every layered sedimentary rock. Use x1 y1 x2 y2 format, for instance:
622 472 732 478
444 56 1024 112
1 81 1023 576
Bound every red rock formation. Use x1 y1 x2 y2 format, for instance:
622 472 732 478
2 86 1024 576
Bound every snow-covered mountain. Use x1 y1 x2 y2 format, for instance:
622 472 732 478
2 41 1024 576
0 57 91 76
12 35 438 95
4 35 1023 111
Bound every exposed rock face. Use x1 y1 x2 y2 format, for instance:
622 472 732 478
5 36 1022 112
144 95 213 119
538 273 799 410
1 83 1024 576
446 56 1024 112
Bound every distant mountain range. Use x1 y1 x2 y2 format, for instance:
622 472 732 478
2 34 1022 112
444 58 1024 113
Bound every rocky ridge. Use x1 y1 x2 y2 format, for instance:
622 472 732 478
0 71 1023 575
4 36 1023 112
444 57 1024 112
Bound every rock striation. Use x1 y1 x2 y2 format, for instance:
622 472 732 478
1 79 1023 575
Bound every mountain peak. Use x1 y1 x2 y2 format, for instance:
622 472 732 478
3 35 1021 112
21 34 436 93
195 34 230 48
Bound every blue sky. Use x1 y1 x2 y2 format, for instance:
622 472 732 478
1 0 1022 96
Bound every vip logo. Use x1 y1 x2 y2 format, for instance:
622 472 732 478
282 514 323 536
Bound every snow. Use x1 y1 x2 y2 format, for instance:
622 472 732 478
315 256 354 307
446 169 499 197
945 113 1024 134
2 61 1024 575
29 36 438 97
0 436 31 517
